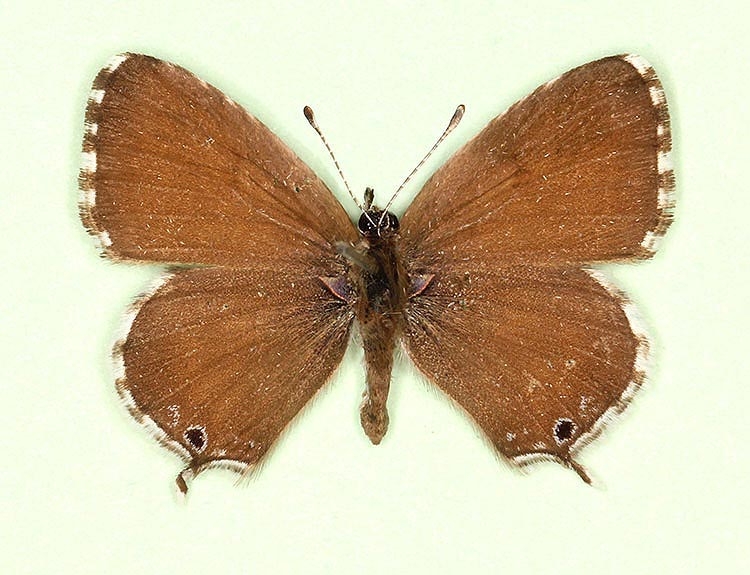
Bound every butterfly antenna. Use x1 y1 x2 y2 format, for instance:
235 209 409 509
304 106 363 211
379 105 465 225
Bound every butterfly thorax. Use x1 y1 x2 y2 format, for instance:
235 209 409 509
355 209 404 310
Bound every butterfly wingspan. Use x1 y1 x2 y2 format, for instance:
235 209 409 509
116 265 353 491
402 266 645 479
79 53 357 268
400 55 673 268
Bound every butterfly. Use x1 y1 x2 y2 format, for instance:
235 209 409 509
79 53 673 492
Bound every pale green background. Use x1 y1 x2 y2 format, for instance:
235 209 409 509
2 1 747 573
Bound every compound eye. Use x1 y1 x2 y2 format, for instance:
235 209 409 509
357 212 378 236
384 212 400 232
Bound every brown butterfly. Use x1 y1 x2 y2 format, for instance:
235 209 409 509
79 53 673 492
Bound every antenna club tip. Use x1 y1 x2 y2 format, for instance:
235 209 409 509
450 105 465 126
303 105 317 126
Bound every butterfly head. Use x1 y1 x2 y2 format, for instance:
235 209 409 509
358 186 400 239
358 209 400 239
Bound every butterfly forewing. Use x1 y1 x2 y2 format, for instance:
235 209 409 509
79 53 357 267
401 55 672 477
401 55 673 268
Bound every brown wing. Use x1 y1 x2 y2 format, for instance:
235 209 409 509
79 54 357 490
115 266 353 492
79 53 357 268
400 55 673 268
400 55 672 480
403 266 646 480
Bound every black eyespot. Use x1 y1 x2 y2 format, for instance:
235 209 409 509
358 210 400 238
554 419 576 444
184 426 207 452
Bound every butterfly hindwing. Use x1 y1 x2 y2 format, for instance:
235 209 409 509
116 266 353 490
403 266 646 477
